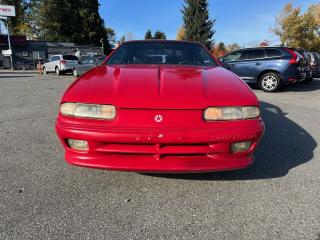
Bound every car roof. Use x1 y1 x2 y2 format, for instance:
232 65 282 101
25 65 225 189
123 39 202 45
236 46 286 51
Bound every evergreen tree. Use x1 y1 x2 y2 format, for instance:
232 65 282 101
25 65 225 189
41 0 107 44
145 29 152 39
182 0 215 49
78 0 106 44
105 27 116 43
41 0 79 42
154 30 166 39
218 42 225 51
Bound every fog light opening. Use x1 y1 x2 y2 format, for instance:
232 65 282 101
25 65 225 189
67 139 89 151
231 141 252 153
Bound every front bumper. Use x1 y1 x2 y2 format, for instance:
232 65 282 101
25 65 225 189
56 118 265 173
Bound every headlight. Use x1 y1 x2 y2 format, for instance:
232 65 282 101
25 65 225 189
204 106 260 121
60 102 116 120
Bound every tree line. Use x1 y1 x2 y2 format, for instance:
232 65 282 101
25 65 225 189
0 0 112 51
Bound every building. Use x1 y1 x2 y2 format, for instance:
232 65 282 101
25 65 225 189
0 35 104 70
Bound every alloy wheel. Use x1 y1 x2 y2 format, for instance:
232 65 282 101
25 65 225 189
261 75 278 91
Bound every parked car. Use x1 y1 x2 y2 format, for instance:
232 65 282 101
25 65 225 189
55 40 265 173
43 55 79 75
72 55 106 77
220 47 306 92
294 49 313 82
308 52 320 78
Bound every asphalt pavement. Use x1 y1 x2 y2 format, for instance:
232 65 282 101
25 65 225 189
0 72 319 240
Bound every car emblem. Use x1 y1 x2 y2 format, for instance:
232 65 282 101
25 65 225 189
154 114 163 123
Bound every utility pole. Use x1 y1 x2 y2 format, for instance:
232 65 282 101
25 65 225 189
6 17 13 70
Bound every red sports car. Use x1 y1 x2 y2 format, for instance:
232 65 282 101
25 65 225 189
56 40 265 173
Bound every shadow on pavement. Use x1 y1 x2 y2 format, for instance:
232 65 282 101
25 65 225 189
145 101 317 180
287 79 320 92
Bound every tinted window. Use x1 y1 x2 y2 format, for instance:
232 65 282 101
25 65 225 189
81 57 93 64
266 49 282 57
222 51 242 62
63 55 78 61
107 42 217 66
296 50 310 60
52 56 60 61
240 49 265 60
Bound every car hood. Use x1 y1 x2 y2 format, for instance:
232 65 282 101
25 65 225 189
63 65 258 109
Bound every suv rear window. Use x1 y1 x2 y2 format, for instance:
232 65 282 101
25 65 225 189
63 55 78 61
240 49 265 60
266 49 282 57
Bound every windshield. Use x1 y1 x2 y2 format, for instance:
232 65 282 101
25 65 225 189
107 41 217 66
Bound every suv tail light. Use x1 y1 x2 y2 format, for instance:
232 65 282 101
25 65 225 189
285 48 298 65
59 60 67 65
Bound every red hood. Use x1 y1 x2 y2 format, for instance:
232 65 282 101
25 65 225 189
63 65 258 109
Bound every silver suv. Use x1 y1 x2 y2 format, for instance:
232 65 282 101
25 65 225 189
43 55 79 75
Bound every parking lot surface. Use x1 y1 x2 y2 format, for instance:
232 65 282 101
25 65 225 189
0 72 319 240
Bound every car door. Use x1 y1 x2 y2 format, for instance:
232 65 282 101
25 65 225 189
45 57 52 71
77 57 94 75
49 56 60 71
220 50 243 77
235 49 266 83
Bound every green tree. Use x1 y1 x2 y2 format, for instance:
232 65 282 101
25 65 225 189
217 42 225 51
154 30 166 39
182 0 215 49
41 0 107 44
25 0 45 39
145 29 152 39
273 3 320 51
78 0 106 44
105 27 116 43
40 0 79 42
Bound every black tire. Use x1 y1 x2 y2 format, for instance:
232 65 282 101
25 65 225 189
259 72 282 92
55 67 61 75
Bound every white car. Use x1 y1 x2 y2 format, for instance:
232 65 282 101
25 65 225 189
43 55 79 75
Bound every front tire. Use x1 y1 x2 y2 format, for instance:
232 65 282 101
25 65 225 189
259 72 282 92
55 67 61 75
